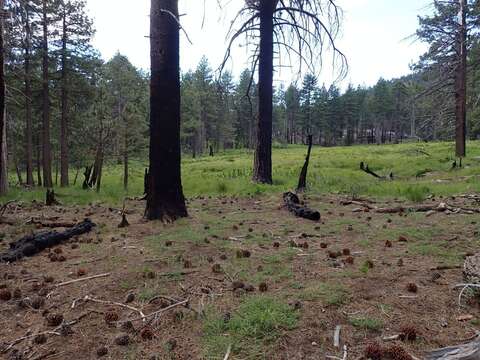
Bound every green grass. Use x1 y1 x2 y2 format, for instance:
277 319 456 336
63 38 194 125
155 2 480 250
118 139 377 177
4 141 480 205
203 296 299 359
349 317 384 331
299 282 349 306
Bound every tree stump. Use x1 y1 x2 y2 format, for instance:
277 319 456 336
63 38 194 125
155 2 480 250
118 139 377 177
45 189 58 206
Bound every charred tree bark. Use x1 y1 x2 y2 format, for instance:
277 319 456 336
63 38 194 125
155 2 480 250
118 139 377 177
297 135 313 192
23 3 34 186
60 7 69 187
283 192 320 221
253 0 274 184
0 219 95 263
455 0 467 158
82 165 92 189
0 0 7 196
145 0 188 221
45 189 58 206
41 0 52 188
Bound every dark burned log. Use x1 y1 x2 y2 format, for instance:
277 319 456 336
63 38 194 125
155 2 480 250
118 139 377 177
425 335 480 360
360 162 393 180
297 135 313 192
209 145 214 157
0 219 95 263
283 192 320 221
45 189 59 206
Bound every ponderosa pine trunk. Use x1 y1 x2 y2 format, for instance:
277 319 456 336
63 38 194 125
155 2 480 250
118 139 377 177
253 0 274 184
0 0 8 196
455 0 467 158
145 0 187 221
123 121 128 191
41 0 52 188
60 7 69 186
24 2 33 186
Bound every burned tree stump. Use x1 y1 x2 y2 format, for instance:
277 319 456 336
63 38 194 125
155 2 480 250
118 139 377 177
0 219 96 262
283 192 320 221
45 189 59 206
297 135 313 192
209 145 214 157
82 165 92 189
118 214 130 228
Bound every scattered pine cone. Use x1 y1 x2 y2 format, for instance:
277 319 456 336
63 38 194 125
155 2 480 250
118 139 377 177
31 296 45 309
33 334 47 345
114 334 130 346
43 276 54 283
400 325 417 341
0 289 11 301
406 283 418 293
259 282 268 292
273 242 280 248
165 240 173 247
342 248 351 256
364 342 383 360
212 264 222 274
183 260 192 269
77 268 87 277
320 243 328 249
219 254 228 260
53 247 63 254
398 235 408 242
385 240 393 248
140 327 154 341
384 345 413 360
96 346 108 357
244 284 255 292
345 256 354 265
365 260 374 269
104 310 119 324
46 313 64 327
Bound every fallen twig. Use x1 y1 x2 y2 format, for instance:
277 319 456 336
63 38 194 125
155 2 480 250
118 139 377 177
83 295 146 322
55 273 110 287
223 344 232 360
125 299 189 323
334 325 341 348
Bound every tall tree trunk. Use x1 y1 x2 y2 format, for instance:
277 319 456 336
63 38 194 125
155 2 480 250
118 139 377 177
0 0 8 195
60 7 69 186
455 0 467 157
24 2 33 186
253 0 274 184
41 0 52 188
123 122 128 191
36 134 42 186
145 0 187 221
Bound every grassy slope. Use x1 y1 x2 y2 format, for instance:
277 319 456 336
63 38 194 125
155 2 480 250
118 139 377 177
4 140 480 205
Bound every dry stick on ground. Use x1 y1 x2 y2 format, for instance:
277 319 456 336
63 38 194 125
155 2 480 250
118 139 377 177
425 335 480 360
125 298 189 323
341 200 480 215
83 295 146 323
55 273 110 287
334 325 341 348
0 199 16 216
454 283 480 306
223 345 232 360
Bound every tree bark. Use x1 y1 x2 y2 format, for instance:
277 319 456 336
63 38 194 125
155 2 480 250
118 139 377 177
23 2 34 186
145 0 188 221
123 120 128 191
253 0 274 184
455 0 467 158
60 5 69 186
0 0 8 195
41 0 52 188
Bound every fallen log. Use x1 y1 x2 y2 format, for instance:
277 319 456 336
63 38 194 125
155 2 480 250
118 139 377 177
360 162 393 180
0 219 96 263
283 192 320 221
425 335 480 359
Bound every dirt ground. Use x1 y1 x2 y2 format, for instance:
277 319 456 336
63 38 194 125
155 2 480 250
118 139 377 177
0 194 479 360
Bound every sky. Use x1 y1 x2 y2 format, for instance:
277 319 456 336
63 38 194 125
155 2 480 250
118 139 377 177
85 0 432 89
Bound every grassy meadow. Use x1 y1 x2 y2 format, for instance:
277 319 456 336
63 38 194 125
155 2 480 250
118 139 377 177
4 140 480 205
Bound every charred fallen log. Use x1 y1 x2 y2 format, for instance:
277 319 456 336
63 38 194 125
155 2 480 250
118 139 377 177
283 192 320 221
360 162 393 180
0 219 96 263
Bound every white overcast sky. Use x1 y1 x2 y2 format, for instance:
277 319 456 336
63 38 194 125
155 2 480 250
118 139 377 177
85 0 432 89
